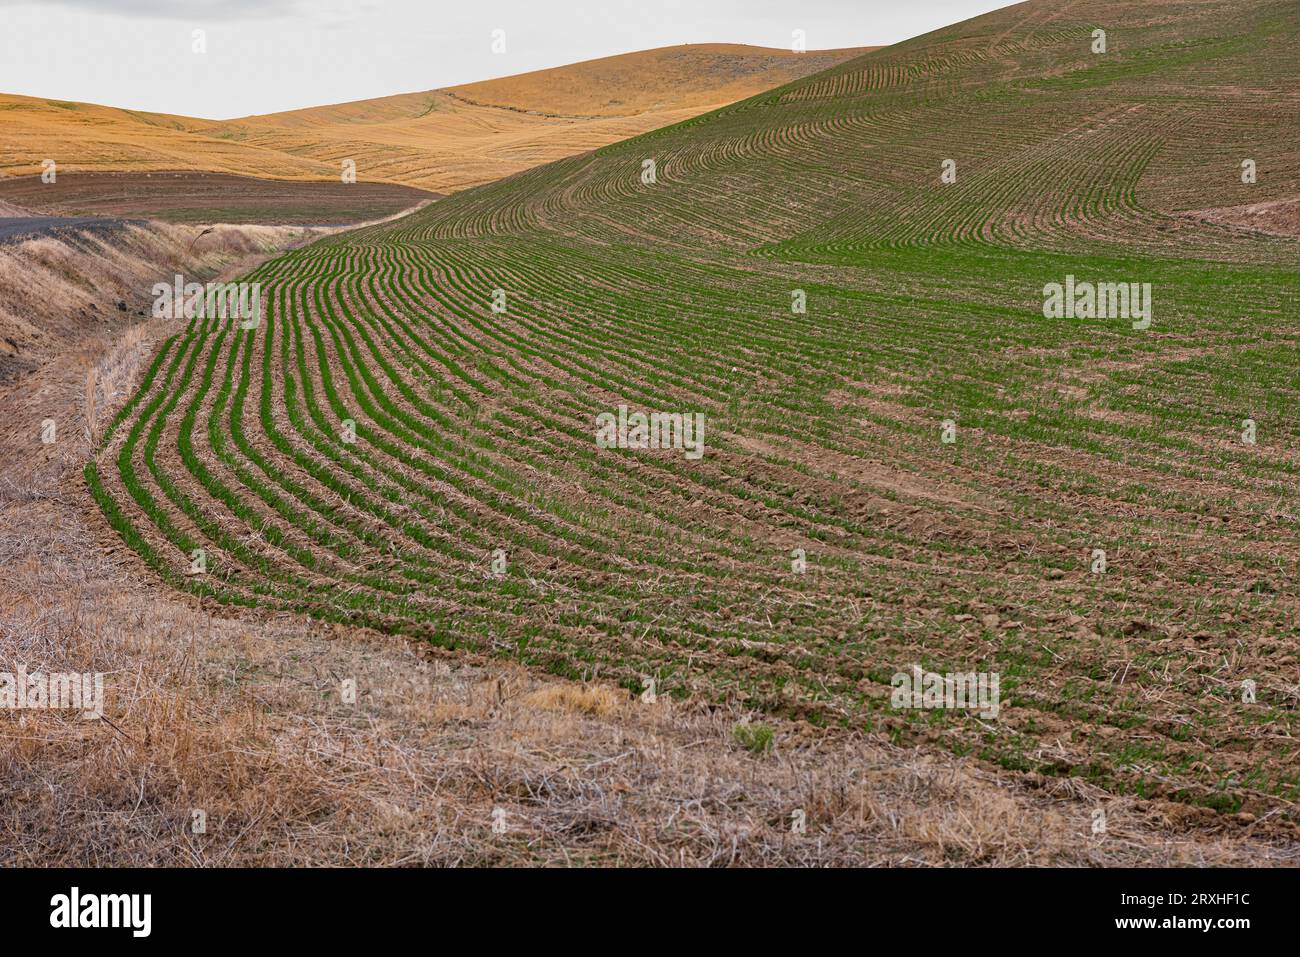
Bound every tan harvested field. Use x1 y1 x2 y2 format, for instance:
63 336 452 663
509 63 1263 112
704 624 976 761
0 45 871 195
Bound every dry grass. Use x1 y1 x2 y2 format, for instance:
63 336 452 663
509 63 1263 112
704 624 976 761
0 222 319 349
4 562 1296 865
82 366 97 444
523 683 627 717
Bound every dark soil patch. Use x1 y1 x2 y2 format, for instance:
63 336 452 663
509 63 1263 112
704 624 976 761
0 171 439 225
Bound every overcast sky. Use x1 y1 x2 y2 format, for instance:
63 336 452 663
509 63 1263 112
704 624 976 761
0 0 1014 119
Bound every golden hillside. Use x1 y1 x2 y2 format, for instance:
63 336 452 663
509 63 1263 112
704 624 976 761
0 45 870 194
0 96 338 181
447 43 870 116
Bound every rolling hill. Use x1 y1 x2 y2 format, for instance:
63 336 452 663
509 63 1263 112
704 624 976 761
89 0 1300 824
0 45 869 194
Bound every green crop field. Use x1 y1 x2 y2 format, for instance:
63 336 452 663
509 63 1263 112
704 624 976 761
90 0 1300 820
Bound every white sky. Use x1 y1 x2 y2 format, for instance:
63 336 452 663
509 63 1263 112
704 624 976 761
0 0 1015 119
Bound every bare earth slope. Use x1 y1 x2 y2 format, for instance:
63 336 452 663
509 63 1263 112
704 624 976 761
0 45 871 194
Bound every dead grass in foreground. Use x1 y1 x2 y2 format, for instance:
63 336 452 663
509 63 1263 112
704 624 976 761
4 449 1296 867
5 557 1296 866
